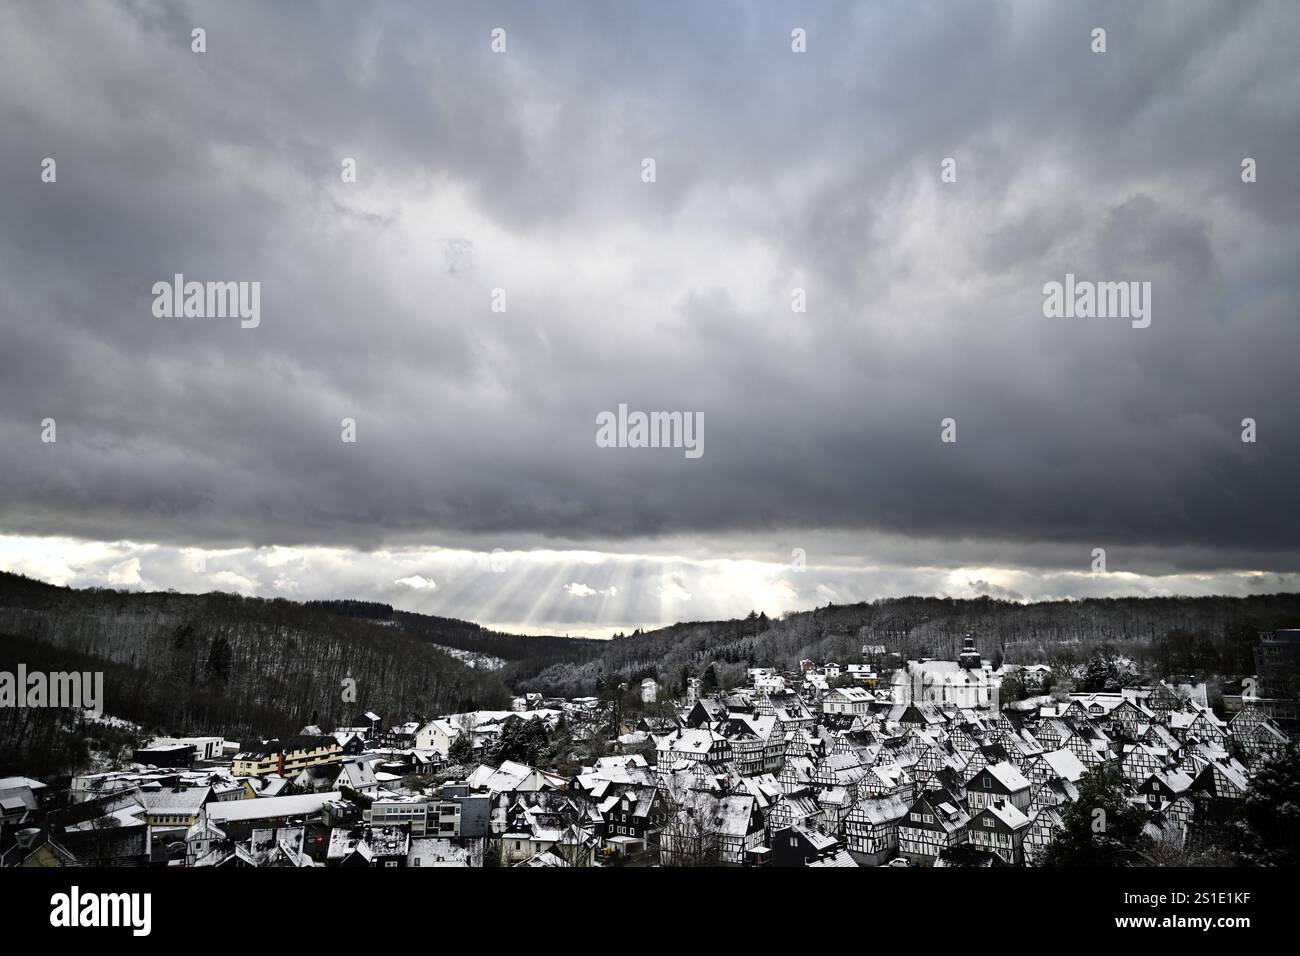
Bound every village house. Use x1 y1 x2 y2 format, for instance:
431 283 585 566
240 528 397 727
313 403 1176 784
845 793 911 866
1023 806 1065 865
468 760 565 797
686 698 728 729
407 836 484 867
147 736 226 761
967 800 1031 865
328 825 410 867
140 786 212 829
197 791 341 849
659 789 768 866
1121 743 1172 784
766 788 824 836
367 795 430 835
414 717 465 756
898 790 970 864
844 663 878 686
656 728 733 770
500 816 595 867
1170 707 1229 749
862 762 915 803
770 698 816 735
1137 768 1195 807
770 824 856 867
232 735 343 779
597 786 666 859
965 762 1031 813
336 760 380 794
1189 753 1250 806
823 686 874 716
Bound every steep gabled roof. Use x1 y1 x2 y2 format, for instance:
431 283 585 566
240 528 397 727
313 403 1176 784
983 761 1030 792
979 800 1030 831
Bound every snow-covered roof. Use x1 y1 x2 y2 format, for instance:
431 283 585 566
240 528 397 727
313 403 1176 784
338 761 378 789
141 786 211 813
807 847 859 867
828 687 873 702
850 794 911 826
1040 748 1086 783
207 791 340 823
1149 769 1194 793
981 801 1030 830
985 761 1030 792
659 728 725 752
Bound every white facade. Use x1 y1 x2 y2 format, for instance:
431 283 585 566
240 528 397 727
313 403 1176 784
754 674 786 695
893 660 997 709
685 677 702 704
823 687 872 715
150 736 225 760
415 719 462 756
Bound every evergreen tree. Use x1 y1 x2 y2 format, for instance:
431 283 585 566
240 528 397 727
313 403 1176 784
1080 653 1113 692
491 716 551 765
1041 766 1149 866
447 729 475 765
999 671 1027 703
701 663 719 694
1241 744 1300 865
203 634 233 687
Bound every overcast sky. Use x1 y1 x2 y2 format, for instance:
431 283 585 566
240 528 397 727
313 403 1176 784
2 1 1297 637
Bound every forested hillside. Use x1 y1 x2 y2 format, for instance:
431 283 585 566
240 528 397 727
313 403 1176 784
510 593 1300 698
0 572 511 756
5 566 1299 768
389 609 598 664
302 598 602 664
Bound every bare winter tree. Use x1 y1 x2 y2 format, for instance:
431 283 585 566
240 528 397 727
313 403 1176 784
81 813 123 867
657 786 721 867
553 822 597 868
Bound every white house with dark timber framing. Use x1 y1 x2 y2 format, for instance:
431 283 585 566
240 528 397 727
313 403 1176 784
967 799 1030 865
898 791 969 864
966 761 1031 812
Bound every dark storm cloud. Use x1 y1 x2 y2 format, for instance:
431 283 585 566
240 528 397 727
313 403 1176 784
1 0 1298 578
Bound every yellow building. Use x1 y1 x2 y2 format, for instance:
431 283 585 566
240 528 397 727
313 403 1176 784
232 735 343 778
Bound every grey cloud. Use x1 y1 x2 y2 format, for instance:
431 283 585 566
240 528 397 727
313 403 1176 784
1 0 1297 592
